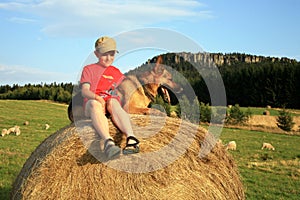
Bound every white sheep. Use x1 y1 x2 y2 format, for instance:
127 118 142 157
15 126 21 136
226 141 237 150
6 126 21 136
1 129 8 137
45 124 50 130
261 142 275 150
7 126 17 134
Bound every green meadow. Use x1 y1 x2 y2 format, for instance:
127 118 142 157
0 100 299 199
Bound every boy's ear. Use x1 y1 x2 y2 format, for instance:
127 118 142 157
94 50 100 58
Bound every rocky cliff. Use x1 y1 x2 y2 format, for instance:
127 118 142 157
172 52 297 66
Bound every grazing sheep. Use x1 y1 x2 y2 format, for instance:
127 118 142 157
261 142 275 150
23 121 29 125
7 126 17 134
45 124 50 130
1 129 8 137
226 141 237 150
7 126 21 136
15 126 21 136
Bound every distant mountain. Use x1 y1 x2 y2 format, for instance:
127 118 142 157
145 52 298 67
178 52 297 66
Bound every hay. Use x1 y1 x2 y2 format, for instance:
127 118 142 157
11 115 244 200
247 115 300 133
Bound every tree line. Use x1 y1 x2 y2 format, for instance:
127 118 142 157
0 82 73 104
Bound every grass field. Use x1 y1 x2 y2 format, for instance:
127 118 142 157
0 100 70 199
0 100 299 199
220 129 300 199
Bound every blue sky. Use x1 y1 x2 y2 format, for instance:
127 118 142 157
0 0 299 85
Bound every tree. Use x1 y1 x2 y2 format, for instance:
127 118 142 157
225 104 251 125
276 108 295 132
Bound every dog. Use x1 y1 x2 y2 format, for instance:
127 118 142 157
68 56 182 122
117 56 182 114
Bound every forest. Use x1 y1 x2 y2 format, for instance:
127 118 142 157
0 82 73 104
0 53 299 109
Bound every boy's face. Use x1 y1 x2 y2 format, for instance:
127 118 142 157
95 50 116 67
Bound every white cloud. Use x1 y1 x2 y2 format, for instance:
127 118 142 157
0 0 213 37
9 17 37 24
0 64 76 85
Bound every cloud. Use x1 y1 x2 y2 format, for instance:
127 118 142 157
0 0 213 37
9 17 37 24
0 64 77 86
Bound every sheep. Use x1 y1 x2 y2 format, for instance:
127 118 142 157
23 121 29 125
225 141 237 150
1 129 8 137
7 126 21 136
45 124 50 130
261 142 275 151
15 126 21 136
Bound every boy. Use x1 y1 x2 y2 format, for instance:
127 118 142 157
80 36 139 160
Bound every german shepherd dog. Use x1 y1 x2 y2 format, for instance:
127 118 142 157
68 56 182 122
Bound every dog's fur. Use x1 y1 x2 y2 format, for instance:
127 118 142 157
68 56 182 122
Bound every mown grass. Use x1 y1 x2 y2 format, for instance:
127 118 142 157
0 100 299 199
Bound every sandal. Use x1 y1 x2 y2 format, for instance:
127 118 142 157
123 136 140 155
104 138 121 160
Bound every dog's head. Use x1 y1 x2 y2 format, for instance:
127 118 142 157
139 56 183 94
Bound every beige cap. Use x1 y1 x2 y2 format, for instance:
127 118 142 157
95 36 118 53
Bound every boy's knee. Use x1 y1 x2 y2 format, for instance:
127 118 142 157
107 98 121 112
88 100 103 110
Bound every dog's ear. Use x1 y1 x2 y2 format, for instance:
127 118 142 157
153 56 164 75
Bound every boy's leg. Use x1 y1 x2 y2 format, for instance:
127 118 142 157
106 98 135 138
85 100 112 141
85 99 121 159
106 98 139 145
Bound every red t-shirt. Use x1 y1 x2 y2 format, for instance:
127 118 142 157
80 63 125 106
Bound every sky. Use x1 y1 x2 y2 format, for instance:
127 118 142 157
0 0 299 86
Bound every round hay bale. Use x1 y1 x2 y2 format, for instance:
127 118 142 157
263 110 270 115
11 115 244 200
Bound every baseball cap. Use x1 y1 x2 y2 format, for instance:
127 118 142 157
95 36 118 54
